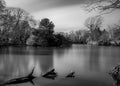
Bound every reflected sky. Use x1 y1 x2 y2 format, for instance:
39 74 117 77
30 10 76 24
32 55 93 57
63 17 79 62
88 46 100 71
0 47 54 80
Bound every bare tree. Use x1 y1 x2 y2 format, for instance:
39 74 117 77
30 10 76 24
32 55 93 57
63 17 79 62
84 16 103 41
108 24 120 40
84 16 103 30
5 7 29 30
85 0 120 14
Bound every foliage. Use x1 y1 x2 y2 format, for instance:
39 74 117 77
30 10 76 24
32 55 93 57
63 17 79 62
1 0 120 47
0 2 71 47
0 3 33 45
54 33 72 47
39 18 54 34
31 18 71 47
0 0 5 12
32 18 54 46
10 20 31 45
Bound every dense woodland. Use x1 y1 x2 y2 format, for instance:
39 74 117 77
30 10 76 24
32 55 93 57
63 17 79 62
0 0 120 47
0 0 71 47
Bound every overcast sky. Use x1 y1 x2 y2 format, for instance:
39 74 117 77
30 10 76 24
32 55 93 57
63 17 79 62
5 0 120 32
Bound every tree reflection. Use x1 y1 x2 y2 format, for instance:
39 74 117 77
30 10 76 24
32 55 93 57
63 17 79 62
0 47 54 80
26 47 54 75
88 46 100 71
53 47 71 58
0 47 29 80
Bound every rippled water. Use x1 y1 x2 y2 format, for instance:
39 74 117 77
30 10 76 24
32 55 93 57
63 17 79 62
0 44 120 86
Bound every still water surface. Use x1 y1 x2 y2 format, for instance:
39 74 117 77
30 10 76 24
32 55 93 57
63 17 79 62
0 44 120 86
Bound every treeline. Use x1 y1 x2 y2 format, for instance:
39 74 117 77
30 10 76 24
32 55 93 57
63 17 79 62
0 0 71 47
68 16 120 46
27 18 71 47
0 0 120 47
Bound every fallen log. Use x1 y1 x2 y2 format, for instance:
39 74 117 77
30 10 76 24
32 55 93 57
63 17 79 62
65 71 75 78
3 67 36 86
42 69 57 80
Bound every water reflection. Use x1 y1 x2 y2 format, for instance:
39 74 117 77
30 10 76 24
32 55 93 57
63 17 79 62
54 45 91 75
0 45 120 85
0 47 54 80
53 45 120 76
88 46 100 71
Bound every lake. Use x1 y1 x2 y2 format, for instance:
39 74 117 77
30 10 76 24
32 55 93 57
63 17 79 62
0 44 120 86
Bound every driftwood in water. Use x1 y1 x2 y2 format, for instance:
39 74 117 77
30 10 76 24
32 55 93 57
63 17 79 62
42 69 57 80
65 71 75 78
0 68 76 86
109 64 120 86
2 67 36 86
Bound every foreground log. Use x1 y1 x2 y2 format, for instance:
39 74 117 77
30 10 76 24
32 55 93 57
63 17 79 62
3 67 36 86
65 71 75 78
42 69 57 80
0 68 77 86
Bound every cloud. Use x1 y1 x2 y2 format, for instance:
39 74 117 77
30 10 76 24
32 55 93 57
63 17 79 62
5 0 93 13
32 5 98 32
5 0 120 32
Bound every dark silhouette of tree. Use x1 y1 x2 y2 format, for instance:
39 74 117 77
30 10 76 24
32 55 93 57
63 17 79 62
32 18 55 46
54 33 70 46
39 18 54 35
